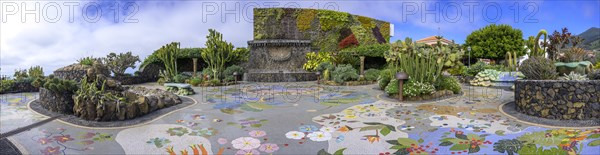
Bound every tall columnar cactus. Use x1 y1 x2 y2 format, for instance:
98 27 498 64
529 29 548 57
157 42 180 79
201 29 234 80
395 43 446 84
506 51 518 72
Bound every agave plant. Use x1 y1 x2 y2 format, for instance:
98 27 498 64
561 47 588 63
559 72 588 81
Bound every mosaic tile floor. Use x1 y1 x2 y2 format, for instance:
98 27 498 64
1 82 599 155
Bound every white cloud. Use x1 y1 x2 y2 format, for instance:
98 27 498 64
1 0 255 76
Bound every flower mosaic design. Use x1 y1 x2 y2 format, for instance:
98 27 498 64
146 137 172 148
232 137 261 150
166 127 189 136
299 125 319 133
227 117 269 128
218 129 281 154
285 131 305 140
248 130 266 138
32 128 113 154
258 143 279 153
307 131 332 141
41 146 61 155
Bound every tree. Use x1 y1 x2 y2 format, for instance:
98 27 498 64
103 52 140 76
465 24 525 60
201 29 235 79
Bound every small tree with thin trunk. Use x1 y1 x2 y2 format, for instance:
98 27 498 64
103 52 140 76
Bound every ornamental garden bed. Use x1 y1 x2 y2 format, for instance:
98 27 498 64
514 80 600 120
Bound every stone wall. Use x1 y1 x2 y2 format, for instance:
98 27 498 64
515 80 600 120
54 69 88 82
137 63 164 82
245 72 317 82
113 75 156 85
39 88 75 114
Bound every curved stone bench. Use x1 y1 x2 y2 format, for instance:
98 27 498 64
164 83 195 96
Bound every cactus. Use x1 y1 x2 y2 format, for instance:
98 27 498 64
201 29 235 80
506 51 518 74
157 42 179 80
528 30 547 57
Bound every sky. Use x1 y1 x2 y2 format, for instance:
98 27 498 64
1 0 599 76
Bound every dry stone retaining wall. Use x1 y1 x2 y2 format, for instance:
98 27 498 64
515 80 600 120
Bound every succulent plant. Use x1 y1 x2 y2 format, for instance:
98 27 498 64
469 69 501 86
559 72 588 80
520 56 559 80
588 70 600 80
561 47 588 63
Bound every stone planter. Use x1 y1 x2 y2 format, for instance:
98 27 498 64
555 61 593 75
72 86 182 121
39 88 75 114
514 80 600 120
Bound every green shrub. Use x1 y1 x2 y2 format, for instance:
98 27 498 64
206 79 221 86
465 24 525 60
78 56 97 66
331 64 359 84
316 62 334 73
202 68 216 79
231 48 250 64
42 77 78 93
385 79 399 95
364 69 380 81
303 51 331 71
435 76 462 94
13 69 28 80
32 77 46 88
188 77 202 86
377 69 393 90
465 62 487 76
447 64 466 75
223 65 244 82
402 80 435 97
172 73 190 83
520 56 558 80
28 66 44 78
1 79 14 93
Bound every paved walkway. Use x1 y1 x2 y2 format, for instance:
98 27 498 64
1 82 599 155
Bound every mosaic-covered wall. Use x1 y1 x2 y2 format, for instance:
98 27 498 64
253 8 391 52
